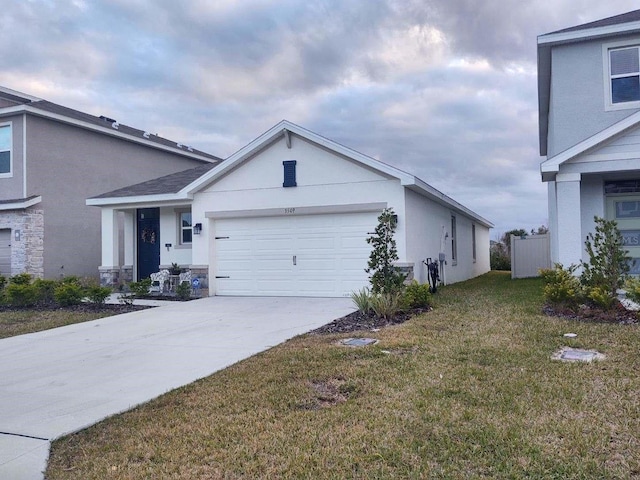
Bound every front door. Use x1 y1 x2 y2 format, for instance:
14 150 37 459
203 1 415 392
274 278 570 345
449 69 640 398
137 208 160 281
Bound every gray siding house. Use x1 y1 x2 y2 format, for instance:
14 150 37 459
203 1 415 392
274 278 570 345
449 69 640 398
0 86 220 280
539 10 640 271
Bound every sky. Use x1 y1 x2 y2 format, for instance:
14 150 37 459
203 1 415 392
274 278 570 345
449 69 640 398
1 0 639 238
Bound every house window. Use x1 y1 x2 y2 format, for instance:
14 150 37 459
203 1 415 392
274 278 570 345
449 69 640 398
283 160 297 187
451 215 457 265
610 47 640 104
178 210 192 245
0 124 11 175
472 224 476 262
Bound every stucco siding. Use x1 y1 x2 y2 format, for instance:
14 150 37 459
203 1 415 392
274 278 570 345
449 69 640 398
26 116 208 278
404 189 490 285
191 134 407 270
549 37 640 157
0 114 25 200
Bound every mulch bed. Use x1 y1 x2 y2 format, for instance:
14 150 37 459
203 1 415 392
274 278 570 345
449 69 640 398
311 307 431 334
543 302 639 325
0 303 150 314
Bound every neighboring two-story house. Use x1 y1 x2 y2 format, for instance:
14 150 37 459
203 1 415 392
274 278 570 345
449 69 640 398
539 9 640 271
0 86 220 280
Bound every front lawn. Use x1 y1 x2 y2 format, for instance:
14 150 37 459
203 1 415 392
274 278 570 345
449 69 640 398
0 306 139 339
46 272 640 479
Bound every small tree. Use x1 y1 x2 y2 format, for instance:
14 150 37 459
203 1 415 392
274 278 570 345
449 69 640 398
581 216 630 301
366 208 405 294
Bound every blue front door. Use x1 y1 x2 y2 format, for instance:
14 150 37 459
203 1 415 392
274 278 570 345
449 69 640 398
137 208 160 281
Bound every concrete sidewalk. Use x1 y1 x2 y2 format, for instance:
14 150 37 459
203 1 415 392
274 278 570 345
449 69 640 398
0 296 355 479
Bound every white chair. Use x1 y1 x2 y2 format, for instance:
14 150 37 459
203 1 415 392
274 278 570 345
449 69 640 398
179 271 192 288
149 269 170 293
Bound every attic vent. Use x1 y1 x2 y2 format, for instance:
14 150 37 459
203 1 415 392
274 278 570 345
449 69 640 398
143 131 150 139
111 121 119 130
283 160 297 187
99 115 116 123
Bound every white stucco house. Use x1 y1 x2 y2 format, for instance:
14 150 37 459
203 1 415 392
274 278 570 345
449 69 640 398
539 9 640 272
88 121 492 297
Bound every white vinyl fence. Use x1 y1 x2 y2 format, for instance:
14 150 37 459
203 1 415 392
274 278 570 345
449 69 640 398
511 234 551 279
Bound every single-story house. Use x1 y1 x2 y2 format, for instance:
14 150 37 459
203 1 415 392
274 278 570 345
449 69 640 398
88 120 492 297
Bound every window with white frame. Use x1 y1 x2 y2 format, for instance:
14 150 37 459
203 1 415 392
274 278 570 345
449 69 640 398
472 224 476 262
606 45 640 108
0 124 11 175
610 47 640 103
177 210 192 245
451 215 457 265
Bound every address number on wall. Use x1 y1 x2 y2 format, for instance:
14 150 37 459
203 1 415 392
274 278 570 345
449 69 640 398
284 208 296 214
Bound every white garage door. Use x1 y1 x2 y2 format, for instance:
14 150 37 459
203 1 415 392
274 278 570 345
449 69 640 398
0 229 10 276
214 212 376 297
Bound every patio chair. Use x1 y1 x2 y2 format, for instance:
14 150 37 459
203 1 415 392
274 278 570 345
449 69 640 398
149 269 170 293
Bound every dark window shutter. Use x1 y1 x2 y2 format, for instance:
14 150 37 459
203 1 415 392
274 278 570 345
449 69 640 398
283 160 297 187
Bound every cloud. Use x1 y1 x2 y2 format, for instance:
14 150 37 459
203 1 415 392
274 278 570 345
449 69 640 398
0 0 637 235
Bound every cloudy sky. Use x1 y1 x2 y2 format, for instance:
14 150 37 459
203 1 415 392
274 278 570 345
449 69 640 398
2 1 638 237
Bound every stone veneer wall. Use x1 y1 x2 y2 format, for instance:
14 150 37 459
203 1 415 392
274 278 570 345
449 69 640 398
0 208 44 278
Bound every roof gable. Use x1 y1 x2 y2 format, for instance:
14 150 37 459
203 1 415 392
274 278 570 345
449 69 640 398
185 120 413 194
541 109 640 179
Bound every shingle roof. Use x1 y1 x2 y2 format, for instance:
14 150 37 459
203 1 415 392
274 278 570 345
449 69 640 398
550 9 640 34
89 163 217 199
27 100 220 161
0 195 40 205
0 86 221 162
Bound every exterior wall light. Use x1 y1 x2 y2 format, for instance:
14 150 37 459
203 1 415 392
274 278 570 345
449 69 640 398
193 223 202 235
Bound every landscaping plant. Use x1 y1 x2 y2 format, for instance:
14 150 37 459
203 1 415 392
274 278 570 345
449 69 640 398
365 208 406 294
540 263 582 309
581 216 631 309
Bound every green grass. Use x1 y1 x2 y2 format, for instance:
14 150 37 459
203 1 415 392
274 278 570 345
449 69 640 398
0 309 116 339
46 272 640 479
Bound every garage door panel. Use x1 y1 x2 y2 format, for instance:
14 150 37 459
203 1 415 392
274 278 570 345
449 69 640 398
214 212 377 297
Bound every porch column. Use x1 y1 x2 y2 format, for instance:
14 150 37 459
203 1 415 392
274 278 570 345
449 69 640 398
99 208 120 287
122 210 135 283
555 173 583 270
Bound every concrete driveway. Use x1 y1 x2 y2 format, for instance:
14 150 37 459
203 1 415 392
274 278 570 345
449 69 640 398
0 296 355 479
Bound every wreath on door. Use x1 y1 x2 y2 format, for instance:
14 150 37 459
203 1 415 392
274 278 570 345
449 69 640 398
141 227 156 244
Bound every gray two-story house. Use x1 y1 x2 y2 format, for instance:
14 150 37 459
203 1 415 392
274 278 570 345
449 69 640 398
539 9 640 271
0 86 220 280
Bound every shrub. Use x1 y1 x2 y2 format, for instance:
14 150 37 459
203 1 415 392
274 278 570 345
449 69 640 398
370 292 402 319
624 277 640 305
581 216 630 300
176 281 191 301
366 208 406 294
490 248 511 271
351 287 372 313
403 281 432 309
0 274 6 292
54 282 84 306
129 278 152 297
85 284 112 305
540 264 582 308
586 286 616 310
11 273 32 285
5 282 38 307
33 278 58 305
